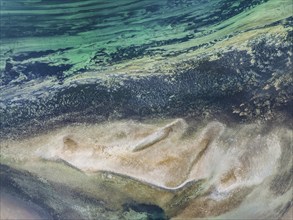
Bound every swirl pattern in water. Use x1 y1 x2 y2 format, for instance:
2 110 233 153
0 0 292 219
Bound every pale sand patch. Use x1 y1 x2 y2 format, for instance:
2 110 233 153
0 119 291 219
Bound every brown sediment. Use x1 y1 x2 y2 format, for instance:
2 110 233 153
62 136 79 153
173 187 253 219
131 124 173 152
0 118 292 219
220 169 238 187
132 119 185 152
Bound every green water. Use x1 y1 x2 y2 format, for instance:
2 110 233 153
0 1 292 219
1 0 291 78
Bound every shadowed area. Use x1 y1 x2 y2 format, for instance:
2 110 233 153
0 0 292 219
0 191 50 220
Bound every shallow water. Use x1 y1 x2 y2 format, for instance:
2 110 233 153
1 119 292 219
0 192 50 220
0 0 292 219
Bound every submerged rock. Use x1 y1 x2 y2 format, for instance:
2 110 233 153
1 119 292 219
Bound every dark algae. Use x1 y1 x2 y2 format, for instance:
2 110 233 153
0 0 292 219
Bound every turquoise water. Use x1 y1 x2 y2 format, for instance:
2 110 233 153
0 0 292 219
1 0 288 78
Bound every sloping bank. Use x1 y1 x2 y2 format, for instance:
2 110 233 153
0 0 292 219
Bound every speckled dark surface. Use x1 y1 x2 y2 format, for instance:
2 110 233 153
1 25 292 138
0 0 292 219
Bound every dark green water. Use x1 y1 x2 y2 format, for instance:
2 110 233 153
0 0 292 219
1 0 292 137
1 0 288 79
